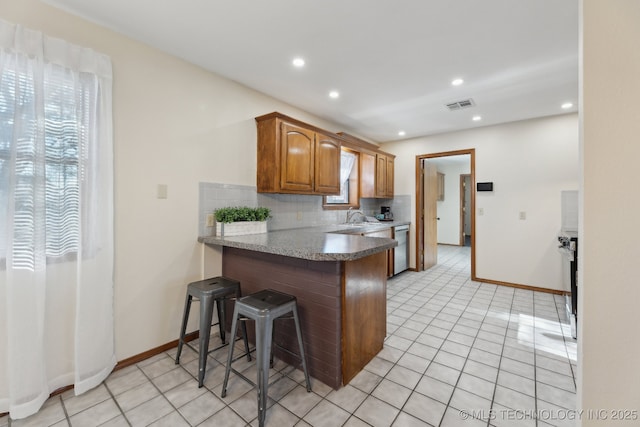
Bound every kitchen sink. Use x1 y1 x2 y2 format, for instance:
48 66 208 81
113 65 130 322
328 222 389 234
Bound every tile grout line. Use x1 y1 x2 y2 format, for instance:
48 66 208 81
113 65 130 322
130 358 193 426
101 381 131 427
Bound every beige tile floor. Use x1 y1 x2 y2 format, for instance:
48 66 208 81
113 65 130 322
1 245 577 426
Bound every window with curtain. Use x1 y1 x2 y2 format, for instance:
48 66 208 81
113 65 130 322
324 149 359 209
0 61 94 269
0 20 115 420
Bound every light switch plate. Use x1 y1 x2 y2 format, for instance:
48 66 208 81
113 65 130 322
157 184 168 199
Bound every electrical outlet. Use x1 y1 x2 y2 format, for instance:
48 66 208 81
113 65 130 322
478 207 484 216
519 211 526 220
206 214 215 227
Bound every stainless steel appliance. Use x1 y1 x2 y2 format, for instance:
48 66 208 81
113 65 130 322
393 225 409 275
558 230 578 339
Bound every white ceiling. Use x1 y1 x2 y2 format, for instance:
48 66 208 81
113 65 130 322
42 0 579 143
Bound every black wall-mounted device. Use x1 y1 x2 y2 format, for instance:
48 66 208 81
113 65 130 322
477 182 494 192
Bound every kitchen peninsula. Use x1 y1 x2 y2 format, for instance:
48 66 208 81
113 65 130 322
198 224 397 388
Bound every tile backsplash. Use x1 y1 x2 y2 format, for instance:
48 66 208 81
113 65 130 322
198 182 411 236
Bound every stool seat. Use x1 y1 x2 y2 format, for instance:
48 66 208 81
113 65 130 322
188 277 239 295
221 289 311 427
175 276 250 387
237 289 296 313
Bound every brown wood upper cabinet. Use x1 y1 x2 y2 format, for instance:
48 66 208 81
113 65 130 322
256 113 341 195
385 155 394 197
359 152 376 198
315 131 342 194
373 153 395 198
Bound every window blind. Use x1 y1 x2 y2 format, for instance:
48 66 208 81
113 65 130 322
0 55 93 269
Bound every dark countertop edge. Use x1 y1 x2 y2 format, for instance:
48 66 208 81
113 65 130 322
197 222 408 261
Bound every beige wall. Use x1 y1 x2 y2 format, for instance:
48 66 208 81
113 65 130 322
381 113 579 291
579 0 640 423
2 0 347 361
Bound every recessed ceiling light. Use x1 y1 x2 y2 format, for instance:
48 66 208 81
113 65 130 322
451 78 464 86
329 91 340 99
561 102 573 109
472 115 482 121
292 58 305 67
398 131 406 136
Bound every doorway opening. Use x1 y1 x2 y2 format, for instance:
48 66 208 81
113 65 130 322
415 149 476 278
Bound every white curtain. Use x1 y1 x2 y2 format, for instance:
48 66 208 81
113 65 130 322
339 151 356 194
0 20 115 419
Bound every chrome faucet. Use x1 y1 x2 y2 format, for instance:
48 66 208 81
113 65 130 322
346 207 366 224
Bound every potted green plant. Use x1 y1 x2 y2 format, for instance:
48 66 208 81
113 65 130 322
214 206 271 236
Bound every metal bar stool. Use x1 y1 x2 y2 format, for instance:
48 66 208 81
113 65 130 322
175 276 251 387
221 289 311 427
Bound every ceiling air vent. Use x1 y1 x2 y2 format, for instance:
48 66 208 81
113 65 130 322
446 98 475 111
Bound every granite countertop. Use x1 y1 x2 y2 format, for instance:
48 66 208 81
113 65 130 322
198 221 409 261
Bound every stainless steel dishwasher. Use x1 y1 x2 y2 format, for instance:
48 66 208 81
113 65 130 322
393 225 409 275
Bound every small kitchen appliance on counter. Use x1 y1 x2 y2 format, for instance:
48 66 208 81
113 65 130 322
380 206 394 221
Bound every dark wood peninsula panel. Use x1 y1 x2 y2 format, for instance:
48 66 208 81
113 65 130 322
221 246 387 389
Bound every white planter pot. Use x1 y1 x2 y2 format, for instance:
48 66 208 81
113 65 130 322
216 221 267 237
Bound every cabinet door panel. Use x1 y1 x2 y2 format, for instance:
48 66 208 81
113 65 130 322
375 154 387 198
280 123 315 192
386 157 394 197
315 132 341 194
360 152 376 198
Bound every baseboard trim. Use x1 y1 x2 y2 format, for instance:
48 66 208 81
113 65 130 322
114 331 199 372
472 276 568 295
402 269 563 295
